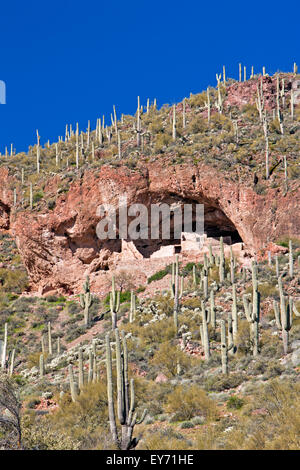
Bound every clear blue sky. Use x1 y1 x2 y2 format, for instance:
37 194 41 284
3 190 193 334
0 0 299 153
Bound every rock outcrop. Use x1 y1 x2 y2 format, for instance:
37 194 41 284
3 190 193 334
2 160 298 294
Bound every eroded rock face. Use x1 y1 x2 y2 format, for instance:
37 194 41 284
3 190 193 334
3 161 298 294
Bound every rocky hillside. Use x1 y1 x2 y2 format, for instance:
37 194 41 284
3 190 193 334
0 66 300 450
0 69 299 295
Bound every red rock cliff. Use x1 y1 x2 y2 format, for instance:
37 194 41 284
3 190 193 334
2 160 299 294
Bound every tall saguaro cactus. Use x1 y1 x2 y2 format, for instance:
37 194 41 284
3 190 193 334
80 276 93 326
106 330 147 450
231 284 238 338
220 320 233 374
110 275 120 330
78 347 84 390
273 277 298 354
68 364 78 402
36 130 40 174
219 236 225 283
1 323 8 369
48 321 52 355
210 289 216 330
39 354 45 378
289 240 294 278
136 96 141 147
129 291 136 323
242 261 260 356
205 88 211 123
170 255 182 333
200 301 210 360
172 104 176 140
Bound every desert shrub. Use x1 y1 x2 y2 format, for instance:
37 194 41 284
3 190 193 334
189 91 207 108
204 373 244 392
104 290 131 306
235 320 252 355
33 191 44 204
125 317 176 348
191 416 205 425
139 428 191 450
150 341 193 377
148 117 164 134
242 103 259 120
26 398 41 409
182 298 201 309
222 380 300 450
22 414 81 450
154 133 172 152
147 265 172 284
180 421 194 429
44 295 66 303
254 183 266 195
258 282 278 300
227 395 245 410
27 352 48 368
67 301 82 316
210 113 233 131
187 116 208 134
166 385 218 421
0 268 29 294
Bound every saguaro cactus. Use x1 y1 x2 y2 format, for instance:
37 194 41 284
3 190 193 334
182 97 186 129
1 323 8 369
205 88 211 123
220 320 233 374
136 96 141 147
106 330 147 450
275 254 280 278
200 301 210 360
78 347 84 390
88 349 93 383
192 265 197 287
117 131 122 159
203 268 209 299
210 289 216 329
231 284 238 338
263 114 269 179
216 73 223 113
9 349 15 377
110 275 120 330
36 130 40 174
219 236 225 283
289 240 294 278
172 104 176 140
242 261 260 356
48 321 52 355
230 246 235 284
80 276 93 326
129 291 136 323
57 337 61 355
68 364 78 402
39 354 45 378
170 255 182 333
273 277 296 354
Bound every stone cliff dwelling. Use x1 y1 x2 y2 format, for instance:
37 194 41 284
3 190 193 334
118 202 244 262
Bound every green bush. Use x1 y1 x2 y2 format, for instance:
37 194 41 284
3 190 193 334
227 396 245 410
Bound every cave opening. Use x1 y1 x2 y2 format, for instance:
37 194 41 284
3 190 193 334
127 197 243 258
93 195 243 263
